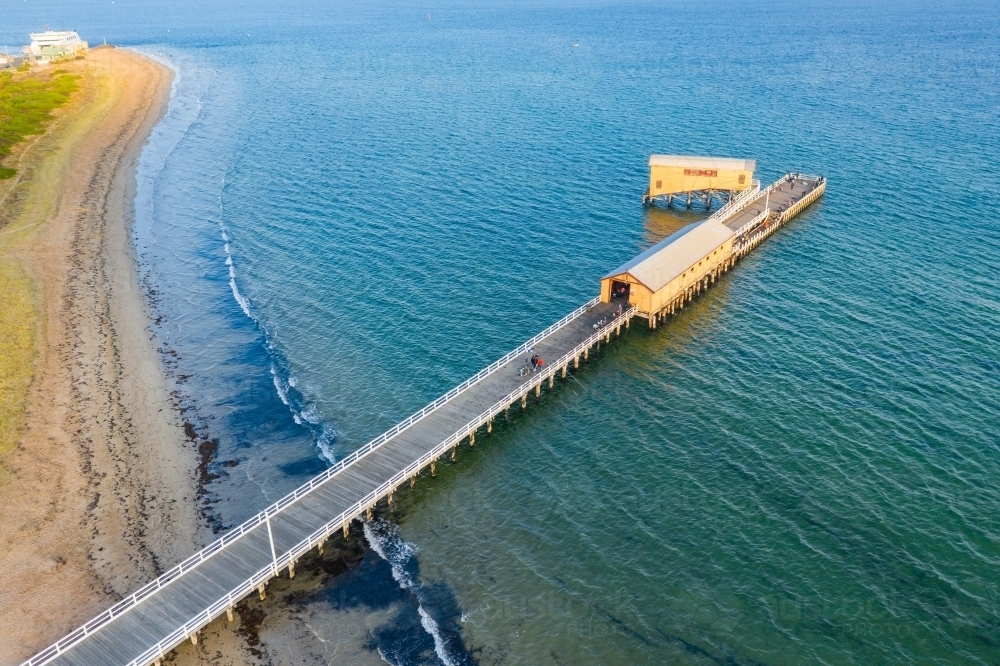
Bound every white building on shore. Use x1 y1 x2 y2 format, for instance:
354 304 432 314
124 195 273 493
22 30 88 63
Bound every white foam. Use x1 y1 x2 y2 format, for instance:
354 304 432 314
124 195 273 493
315 423 337 464
229 276 252 318
363 520 457 666
271 364 290 406
300 404 322 424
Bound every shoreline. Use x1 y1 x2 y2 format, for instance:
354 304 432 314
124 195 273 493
0 48 203 664
0 46 453 666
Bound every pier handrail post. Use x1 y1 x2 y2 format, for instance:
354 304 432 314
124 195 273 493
265 513 278 578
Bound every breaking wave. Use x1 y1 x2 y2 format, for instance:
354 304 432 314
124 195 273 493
364 519 460 666
219 223 338 463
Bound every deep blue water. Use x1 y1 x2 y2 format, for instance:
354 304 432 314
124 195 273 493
4 0 1000 663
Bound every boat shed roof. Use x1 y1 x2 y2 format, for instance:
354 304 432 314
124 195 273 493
649 154 756 172
604 219 735 292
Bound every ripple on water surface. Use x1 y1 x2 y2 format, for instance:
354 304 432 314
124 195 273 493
71 0 1000 663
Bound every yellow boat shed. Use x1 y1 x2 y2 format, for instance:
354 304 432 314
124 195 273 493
601 218 735 319
645 154 756 204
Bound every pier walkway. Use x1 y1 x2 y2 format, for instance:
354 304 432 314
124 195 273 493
722 173 826 242
27 298 636 666
25 172 825 666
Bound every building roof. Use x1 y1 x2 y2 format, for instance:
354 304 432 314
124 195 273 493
649 154 756 173
29 31 83 49
604 219 735 292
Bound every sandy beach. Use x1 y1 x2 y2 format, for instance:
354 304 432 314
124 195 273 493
0 48 202 664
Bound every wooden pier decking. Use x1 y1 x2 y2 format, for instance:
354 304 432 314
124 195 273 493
27 298 636 666
24 172 825 666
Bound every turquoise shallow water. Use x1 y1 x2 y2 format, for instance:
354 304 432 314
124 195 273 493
5 0 1000 663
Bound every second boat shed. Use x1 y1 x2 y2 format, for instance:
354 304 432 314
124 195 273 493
601 218 735 320
647 155 756 199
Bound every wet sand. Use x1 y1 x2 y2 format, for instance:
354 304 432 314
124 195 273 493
0 48 202 664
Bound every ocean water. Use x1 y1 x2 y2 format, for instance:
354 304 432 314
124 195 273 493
4 0 1000 663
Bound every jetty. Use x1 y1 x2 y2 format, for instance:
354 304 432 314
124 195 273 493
23 169 825 666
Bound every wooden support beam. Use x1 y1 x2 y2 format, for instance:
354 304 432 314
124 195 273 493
521 393 527 409
561 365 567 379
469 430 475 446
574 355 579 368
535 383 541 398
288 561 295 579
343 520 350 539
318 538 325 555
366 506 372 521
584 348 589 360
227 606 234 623
487 418 493 434
451 445 457 461
410 476 416 489
548 374 554 389
190 633 197 646
431 461 436 476
259 584 266 601
388 491 393 506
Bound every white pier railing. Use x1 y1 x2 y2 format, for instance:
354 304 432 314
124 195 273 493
22 296 602 666
124 304 638 666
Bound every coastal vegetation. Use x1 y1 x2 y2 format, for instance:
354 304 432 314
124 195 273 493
0 260 34 459
0 67 78 179
0 66 79 464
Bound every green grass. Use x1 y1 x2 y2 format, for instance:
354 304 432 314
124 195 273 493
0 68 79 179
